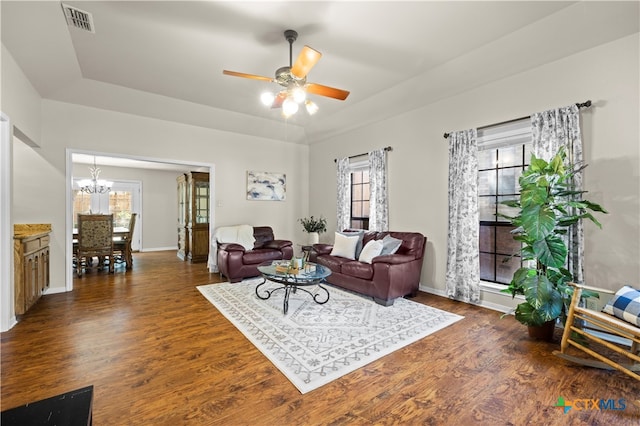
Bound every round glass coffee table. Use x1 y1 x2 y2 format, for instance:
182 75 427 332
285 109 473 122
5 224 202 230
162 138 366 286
256 261 331 314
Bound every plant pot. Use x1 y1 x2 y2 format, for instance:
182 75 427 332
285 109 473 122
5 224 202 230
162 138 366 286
308 232 319 245
527 320 556 341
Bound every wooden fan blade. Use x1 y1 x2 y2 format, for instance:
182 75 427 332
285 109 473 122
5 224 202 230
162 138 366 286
223 70 274 82
290 46 322 79
271 92 286 109
306 83 350 101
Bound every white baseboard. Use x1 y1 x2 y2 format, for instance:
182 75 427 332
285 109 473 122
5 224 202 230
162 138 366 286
419 284 516 315
1 317 18 332
140 246 177 252
43 286 68 295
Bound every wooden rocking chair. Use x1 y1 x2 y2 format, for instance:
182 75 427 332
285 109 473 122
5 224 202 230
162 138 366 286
554 283 640 381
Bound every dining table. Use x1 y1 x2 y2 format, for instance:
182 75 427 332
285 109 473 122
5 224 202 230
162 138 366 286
72 226 129 240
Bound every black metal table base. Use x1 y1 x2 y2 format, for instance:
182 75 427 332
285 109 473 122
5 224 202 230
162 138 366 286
255 278 330 314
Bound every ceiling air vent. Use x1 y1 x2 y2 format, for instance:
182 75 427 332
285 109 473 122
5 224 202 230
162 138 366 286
61 3 95 33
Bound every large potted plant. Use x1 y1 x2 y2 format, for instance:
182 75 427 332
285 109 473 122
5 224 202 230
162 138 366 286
500 147 607 339
299 215 327 245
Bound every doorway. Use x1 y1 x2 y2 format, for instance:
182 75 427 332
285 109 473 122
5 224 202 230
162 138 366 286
66 149 215 292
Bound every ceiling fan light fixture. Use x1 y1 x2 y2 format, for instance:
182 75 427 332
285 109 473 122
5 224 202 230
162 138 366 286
223 29 348 119
291 87 306 103
305 100 319 115
260 92 275 107
282 97 299 116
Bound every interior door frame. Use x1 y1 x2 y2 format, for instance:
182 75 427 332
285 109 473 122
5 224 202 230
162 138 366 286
1 112 16 331
65 148 215 292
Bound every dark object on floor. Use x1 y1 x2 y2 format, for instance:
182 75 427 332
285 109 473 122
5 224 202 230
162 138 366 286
1 385 93 426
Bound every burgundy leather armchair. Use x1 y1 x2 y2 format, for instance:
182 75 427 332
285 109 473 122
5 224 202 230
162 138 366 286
217 226 293 283
311 231 426 306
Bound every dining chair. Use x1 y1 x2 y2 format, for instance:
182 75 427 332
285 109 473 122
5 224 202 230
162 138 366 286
76 214 114 276
113 213 137 270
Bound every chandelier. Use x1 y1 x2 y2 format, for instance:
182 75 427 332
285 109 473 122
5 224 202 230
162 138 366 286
78 157 112 194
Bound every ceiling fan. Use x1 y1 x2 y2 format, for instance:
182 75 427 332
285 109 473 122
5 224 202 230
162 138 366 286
223 29 350 117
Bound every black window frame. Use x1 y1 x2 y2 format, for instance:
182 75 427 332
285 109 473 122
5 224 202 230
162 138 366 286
349 168 370 230
478 135 531 285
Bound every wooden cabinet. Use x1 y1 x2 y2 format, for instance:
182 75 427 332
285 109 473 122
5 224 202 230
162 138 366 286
177 172 209 263
14 225 51 315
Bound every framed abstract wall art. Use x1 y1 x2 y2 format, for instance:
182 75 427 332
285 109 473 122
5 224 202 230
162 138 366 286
247 171 286 201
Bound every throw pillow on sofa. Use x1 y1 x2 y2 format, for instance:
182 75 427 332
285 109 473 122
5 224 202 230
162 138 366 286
330 232 360 260
380 235 402 255
359 240 384 264
339 230 365 258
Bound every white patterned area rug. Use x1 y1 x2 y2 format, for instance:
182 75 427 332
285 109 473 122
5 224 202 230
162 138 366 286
197 278 463 394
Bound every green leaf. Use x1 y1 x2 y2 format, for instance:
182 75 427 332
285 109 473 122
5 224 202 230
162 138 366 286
499 199 520 208
521 205 555 240
496 212 517 221
547 267 573 288
522 274 552 309
581 289 600 300
519 172 540 187
520 245 536 260
578 212 603 228
521 274 563 322
532 234 567 268
566 201 590 209
557 214 583 227
529 156 548 173
512 267 534 284
515 301 554 326
550 153 565 175
503 267 536 297
521 186 548 209
582 200 608 214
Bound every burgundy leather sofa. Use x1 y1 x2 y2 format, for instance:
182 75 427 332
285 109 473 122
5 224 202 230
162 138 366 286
311 231 426 306
217 226 293 283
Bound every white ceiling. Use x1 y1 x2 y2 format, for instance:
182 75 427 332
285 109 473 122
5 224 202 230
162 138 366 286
2 1 639 149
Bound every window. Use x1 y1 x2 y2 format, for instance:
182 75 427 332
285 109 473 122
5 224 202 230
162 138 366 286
109 191 133 228
72 190 92 227
350 166 370 230
477 119 531 285
72 190 132 228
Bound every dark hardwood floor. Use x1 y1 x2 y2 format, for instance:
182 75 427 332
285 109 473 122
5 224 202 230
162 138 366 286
2 251 638 425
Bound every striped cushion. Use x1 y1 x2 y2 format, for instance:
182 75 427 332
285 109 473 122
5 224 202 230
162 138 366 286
602 286 640 327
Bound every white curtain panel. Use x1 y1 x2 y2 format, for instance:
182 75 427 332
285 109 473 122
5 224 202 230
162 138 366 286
445 129 480 303
368 148 389 232
531 104 584 284
336 157 351 232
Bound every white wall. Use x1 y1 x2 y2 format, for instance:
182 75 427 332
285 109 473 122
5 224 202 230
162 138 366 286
309 34 640 310
1 44 44 329
0 45 41 145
